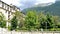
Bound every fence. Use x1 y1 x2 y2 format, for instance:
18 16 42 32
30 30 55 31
0 28 60 34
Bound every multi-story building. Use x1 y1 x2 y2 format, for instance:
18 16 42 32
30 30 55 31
0 0 21 27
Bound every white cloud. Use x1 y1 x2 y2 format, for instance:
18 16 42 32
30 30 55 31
1 0 56 10
35 0 56 5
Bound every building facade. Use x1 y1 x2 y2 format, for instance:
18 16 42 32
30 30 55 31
0 0 20 27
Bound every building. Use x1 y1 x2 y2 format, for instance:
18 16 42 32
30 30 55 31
0 0 20 27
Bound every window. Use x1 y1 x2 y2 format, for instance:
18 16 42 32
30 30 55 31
9 7 10 11
8 14 10 20
3 4 6 9
8 11 10 14
0 2 2 7
13 7 15 10
7 6 9 11
8 15 10 18
2 3 4 8
10 7 12 11
5 11 7 13
5 5 8 10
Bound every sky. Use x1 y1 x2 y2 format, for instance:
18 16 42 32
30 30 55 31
1 0 56 10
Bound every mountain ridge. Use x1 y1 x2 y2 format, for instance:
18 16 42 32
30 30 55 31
22 1 60 16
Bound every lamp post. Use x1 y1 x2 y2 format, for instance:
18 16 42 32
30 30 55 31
46 22 47 31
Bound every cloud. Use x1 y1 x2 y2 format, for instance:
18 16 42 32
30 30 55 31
35 0 56 5
19 0 36 10
1 0 56 10
20 0 56 10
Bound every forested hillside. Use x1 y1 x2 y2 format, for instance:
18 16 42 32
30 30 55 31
22 1 60 16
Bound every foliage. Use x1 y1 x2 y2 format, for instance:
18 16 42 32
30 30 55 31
46 13 54 29
9 11 60 31
38 12 59 31
0 12 6 28
14 11 25 30
10 16 18 31
25 11 38 31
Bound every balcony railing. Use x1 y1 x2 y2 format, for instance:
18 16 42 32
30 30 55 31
0 0 20 12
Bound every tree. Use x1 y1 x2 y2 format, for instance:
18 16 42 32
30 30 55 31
0 12 6 28
51 16 60 31
25 11 38 31
38 12 47 29
10 16 18 30
38 12 54 31
46 13 53 28
14 11 25 30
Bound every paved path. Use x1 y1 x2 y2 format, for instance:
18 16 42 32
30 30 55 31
0 28 60 34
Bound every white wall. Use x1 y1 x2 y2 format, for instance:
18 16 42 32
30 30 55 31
0 8 14 27
0 8 8 20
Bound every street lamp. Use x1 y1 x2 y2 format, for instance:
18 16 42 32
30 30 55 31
46 22 47 31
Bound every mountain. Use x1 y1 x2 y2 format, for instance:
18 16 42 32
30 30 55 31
22 1 60 16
